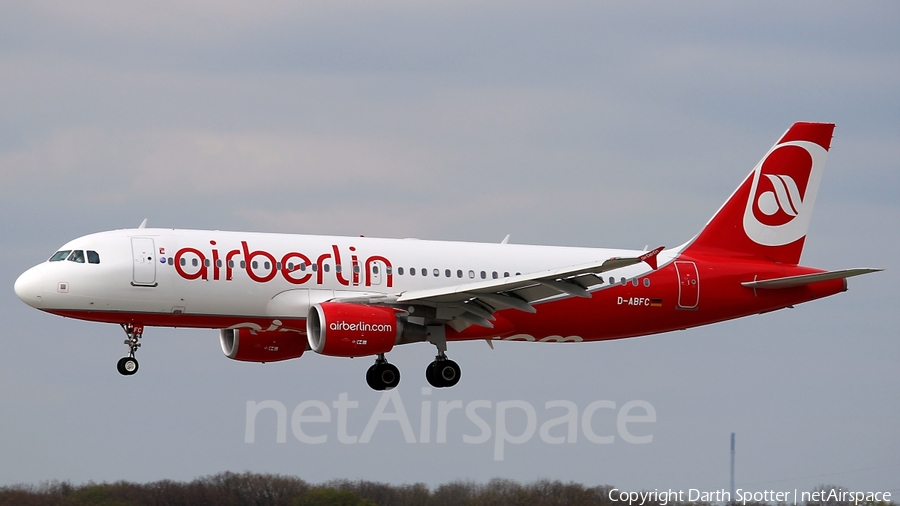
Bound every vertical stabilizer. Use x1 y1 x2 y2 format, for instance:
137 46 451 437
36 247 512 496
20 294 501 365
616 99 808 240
683 122 835 264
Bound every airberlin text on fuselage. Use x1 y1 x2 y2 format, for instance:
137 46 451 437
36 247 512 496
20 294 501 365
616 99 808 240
173 241 393 288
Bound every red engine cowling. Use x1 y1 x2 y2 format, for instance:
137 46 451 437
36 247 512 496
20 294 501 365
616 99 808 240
219 328 306 362
307 302 400 357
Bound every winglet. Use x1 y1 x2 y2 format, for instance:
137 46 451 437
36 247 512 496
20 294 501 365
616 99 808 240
639 246 665 270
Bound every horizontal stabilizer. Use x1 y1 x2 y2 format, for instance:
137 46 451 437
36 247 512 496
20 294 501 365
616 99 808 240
741 268 882 289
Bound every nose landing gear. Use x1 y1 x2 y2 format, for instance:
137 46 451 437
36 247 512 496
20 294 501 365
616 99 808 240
117 323 143 376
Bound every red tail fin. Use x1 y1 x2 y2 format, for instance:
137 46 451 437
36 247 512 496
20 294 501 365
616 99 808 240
683 122 835 264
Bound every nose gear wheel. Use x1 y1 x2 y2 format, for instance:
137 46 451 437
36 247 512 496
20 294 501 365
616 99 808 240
117 323 143 376
117 356 139 375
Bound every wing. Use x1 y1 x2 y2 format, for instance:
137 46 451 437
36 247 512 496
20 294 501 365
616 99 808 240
333 246 664 329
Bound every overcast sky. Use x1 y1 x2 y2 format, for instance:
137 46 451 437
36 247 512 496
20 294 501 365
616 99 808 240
1 1 897 495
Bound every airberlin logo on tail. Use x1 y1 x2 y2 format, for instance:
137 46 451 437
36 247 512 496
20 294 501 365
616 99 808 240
756 173 804 225
743 141 827 246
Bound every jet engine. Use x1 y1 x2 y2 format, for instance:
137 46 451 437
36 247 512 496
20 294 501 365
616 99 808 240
307 302 425 357
219 328 306 362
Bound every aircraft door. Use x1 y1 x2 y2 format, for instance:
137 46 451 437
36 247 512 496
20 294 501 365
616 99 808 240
131 237 157 286
675 261 699 309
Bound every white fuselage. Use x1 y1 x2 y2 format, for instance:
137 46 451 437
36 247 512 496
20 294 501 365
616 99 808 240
15 228 664 326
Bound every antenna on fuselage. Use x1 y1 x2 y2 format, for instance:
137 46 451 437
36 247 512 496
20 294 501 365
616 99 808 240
138 218 148 229
500 234 510 244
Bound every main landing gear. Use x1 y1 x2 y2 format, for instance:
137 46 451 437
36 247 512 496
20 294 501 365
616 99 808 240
366 354 400 391
424 325 460 388
363 353 462 391
117 323 142 376
426 354 461 388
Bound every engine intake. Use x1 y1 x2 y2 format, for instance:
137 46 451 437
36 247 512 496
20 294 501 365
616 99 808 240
307 302 425 357
219 328 306 362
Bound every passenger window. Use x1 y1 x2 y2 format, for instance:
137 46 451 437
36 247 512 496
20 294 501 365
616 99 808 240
180 258 186 266
492 271 498 279
480 271 486 279
228 260 235 268
323 264 330 272
457 270 463 278
469 270 475 279
335 264 341 272
410 267 416 276
240 261 246 269
609 276 614 285
445 269 451 278
372 266 379 274
386 267 392 275
67 250 85 263
87 251 100 264
193 259 199 267
311 264 317 272
620 277 626 285
504 272 509 277
421 268 427 276
643 278 651 287
433 269 440 277
167 257 173 266
49 250 71 262
632 279 638 287
275 262 281 270
204 259 211 267
354 265 360 273
251 261 258 269
398 267 404 275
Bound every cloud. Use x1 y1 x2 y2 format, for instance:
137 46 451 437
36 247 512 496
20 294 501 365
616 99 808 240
0 127 435 202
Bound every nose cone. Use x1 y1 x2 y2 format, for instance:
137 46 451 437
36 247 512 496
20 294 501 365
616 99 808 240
14 265 45 308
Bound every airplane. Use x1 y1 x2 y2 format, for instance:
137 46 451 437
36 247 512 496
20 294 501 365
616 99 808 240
14 122 880 391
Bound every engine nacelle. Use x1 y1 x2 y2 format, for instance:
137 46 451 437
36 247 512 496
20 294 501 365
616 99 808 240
219 328 306 362
307 302 405 357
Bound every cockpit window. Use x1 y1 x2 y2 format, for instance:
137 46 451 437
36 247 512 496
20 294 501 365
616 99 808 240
87 250 100 264
49 250 71 262
67 250 85 263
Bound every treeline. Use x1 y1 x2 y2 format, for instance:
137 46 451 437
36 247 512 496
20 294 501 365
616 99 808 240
0 472 893 506
0 474 607 506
